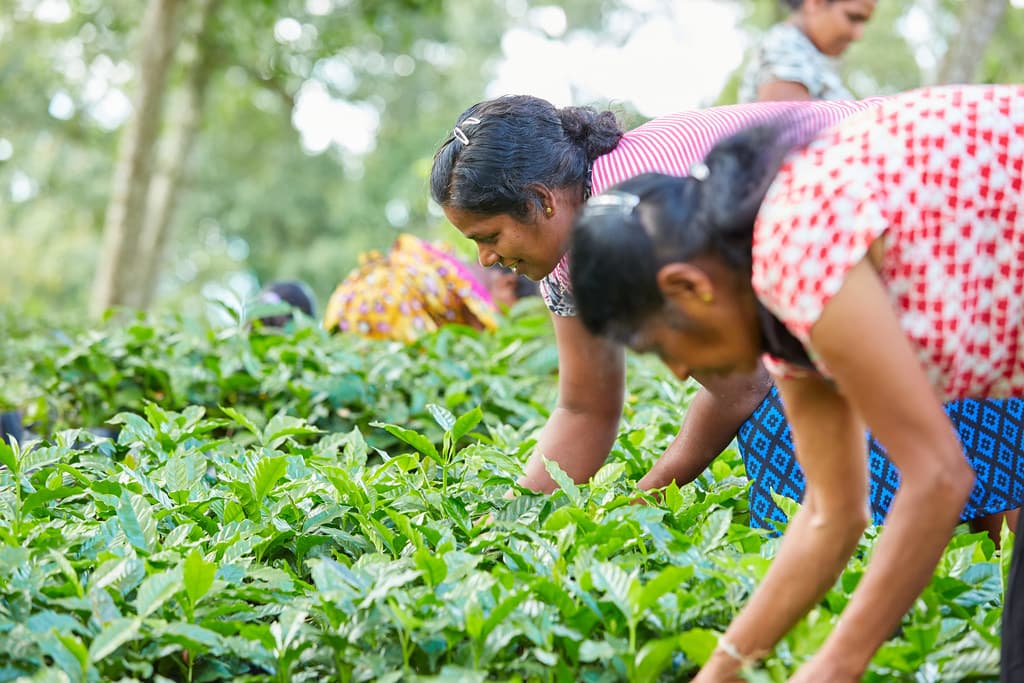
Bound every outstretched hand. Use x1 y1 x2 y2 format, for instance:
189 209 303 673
788 653 862 683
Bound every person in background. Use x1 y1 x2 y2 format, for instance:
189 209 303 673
0 410 24 446
253 280 318 329
739 0 876 103
322 233 535 343
567 84 1024 681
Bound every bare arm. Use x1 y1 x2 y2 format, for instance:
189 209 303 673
516 313 625 493
756 80 812 102
697 371 871 681
790 260 974 679
698 260 975 681
638 366 772 490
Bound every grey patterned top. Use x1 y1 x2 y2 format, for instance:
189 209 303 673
738 23 852 103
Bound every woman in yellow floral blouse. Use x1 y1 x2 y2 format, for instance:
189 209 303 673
323 234 525 342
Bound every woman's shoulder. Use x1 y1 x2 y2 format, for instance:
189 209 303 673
760 22 816 55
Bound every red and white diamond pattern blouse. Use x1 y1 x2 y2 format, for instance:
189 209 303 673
753 85 1024 400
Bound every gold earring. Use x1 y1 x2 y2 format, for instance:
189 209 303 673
545 206 553 216
700 291 713 303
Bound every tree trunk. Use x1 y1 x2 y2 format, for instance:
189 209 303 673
936 0 1008 85
135 0 221 310
90 0 181 318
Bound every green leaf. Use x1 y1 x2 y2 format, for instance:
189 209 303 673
542 457 581 506
0 441 17 474
591 461 626 489
220 406 261 436
634 636 680 683
143 402 171 433
426 403 456 431
579 639 617 662
251 456 288 502
450 406 483 443
109 412 157 445
371 422 441 464
678 628 718 666
54 632 89 679
699 508 732 550
592 562 635 621
183 549 217 605
134 568 184 618
88 617 142 662
632 565 694 614
38 633 87 683
464 594 484 641
163 454 199 494
263 414 321 448
414 547 447 586
117 492 156 553
481 590 529 640
22 486 82 516
157 622 224 652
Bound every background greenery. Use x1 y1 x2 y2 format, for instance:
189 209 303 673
3 0 1024 319
0 305 1008 681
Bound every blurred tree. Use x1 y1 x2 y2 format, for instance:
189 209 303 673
136 0 222 309
90 0 181 317
936 0 1008 84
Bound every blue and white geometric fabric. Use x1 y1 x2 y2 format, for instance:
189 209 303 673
736 386 1024 531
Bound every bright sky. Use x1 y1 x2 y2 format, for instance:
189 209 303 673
296 0 747 155
488 1 746 116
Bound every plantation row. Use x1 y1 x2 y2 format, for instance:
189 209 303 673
0 305 1006 681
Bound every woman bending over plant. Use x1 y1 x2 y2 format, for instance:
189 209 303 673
569 84 1024 681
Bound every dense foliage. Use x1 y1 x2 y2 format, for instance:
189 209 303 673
0 306 1010 682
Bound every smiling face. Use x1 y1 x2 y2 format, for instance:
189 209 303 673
442 189 578 282
800 0 876 57
626 262 763 383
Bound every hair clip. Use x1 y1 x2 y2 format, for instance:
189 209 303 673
452 117 482 145
585 190 641 214
690 161 710 181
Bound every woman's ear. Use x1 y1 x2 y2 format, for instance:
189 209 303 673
655 262 715 306
526 183 558 219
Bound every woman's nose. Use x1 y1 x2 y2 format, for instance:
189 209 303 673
477 244 500 267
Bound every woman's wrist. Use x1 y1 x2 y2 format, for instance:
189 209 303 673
715 635 767 668
814 627 873 677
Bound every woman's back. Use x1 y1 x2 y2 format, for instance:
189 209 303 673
754 84 1024 398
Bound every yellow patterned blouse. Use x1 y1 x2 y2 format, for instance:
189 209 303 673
323 234 498 342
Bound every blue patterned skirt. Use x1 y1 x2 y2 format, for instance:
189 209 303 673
736 386 1024 530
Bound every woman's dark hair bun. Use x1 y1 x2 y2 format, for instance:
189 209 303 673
558 107 623 162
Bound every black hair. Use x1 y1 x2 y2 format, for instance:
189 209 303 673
430 95 623 219
570 110 823 345
256 280 317 328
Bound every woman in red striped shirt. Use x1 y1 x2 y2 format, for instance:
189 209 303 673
430 95 876 496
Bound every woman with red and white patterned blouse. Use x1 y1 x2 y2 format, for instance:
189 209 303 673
569 84 1024 681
